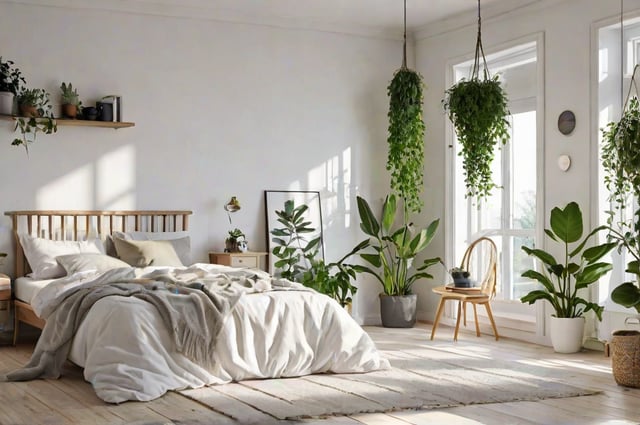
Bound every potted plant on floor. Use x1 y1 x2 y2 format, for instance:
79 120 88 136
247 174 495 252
356 194 440 328
0 57 25 115
270 198 369 310
520 202 615 353
13 87 57 152
442 0 510 202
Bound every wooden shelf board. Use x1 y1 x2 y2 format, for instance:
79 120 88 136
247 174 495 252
1 114 134 128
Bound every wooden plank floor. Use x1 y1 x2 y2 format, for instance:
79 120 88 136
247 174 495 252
1 322 639 425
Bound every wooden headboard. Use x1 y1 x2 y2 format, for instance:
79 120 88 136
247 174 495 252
4 210 192 278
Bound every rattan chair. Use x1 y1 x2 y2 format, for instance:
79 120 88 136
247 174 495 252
430 237 499 341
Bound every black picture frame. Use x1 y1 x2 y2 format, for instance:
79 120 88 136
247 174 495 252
264 190 325 275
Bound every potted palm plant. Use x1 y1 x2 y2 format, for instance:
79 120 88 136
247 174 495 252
520 202 615 353
356 194 440 327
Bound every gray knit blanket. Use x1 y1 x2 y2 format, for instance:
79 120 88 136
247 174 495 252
3 265 307 382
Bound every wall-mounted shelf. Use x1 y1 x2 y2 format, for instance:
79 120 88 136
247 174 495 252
1 115 135 128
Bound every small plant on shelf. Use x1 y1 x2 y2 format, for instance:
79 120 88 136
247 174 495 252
225 228 247 253
13 88 57 152
0 57 26 115
60 82 81 118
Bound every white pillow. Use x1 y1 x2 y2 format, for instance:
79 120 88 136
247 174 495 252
112 231 191 265
56 253 130 275
113 238 184 267
19 234 105 279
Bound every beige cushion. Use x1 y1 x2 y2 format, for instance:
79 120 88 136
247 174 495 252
112 231 191 265
56 253 130 275
113 238 184 267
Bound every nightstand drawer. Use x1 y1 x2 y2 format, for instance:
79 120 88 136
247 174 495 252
209 252 268 271
230 256 258 268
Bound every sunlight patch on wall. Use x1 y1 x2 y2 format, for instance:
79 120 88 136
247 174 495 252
305 146 353 230
97 145 136 210
36 165 93 209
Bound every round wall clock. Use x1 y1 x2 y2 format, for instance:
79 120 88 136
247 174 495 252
558 110 576 135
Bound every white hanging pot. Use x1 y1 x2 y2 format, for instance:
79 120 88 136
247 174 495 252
549 316 585 353
0 92 14 115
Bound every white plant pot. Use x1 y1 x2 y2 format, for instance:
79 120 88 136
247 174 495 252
549 316 585 353
0 92 14 115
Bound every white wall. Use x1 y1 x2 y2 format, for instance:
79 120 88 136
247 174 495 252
0 1 400 324
415 0 640 336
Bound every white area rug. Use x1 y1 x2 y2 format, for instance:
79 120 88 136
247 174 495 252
178 328 600 423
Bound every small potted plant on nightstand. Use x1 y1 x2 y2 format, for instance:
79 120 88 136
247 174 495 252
60 82 81 119
225 228 247 253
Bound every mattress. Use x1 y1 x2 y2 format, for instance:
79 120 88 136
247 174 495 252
14 277 53 304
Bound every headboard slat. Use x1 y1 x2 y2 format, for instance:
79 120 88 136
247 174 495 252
4 210 193 278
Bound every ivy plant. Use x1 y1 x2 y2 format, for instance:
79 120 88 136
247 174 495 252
387 68 426 215
13 88 57 153
442 1 510 202
600 64 640 313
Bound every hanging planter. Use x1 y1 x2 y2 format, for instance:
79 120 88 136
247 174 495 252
442 0 510 202
386 0 426 215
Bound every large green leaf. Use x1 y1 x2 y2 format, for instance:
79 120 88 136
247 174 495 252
582 242 617 263
520 289 555 305
521 269 555 294
357 196 380 237
575 262 613 286
381 194 397 234
611 281 640 311
408 219 439 254
361 253 382 267
550 201 583 243
522 246 557 267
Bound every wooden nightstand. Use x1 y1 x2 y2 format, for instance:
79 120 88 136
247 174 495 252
0 274 11 345
209 252 268 271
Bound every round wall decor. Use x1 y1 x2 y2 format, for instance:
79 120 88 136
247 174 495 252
558 110 576 135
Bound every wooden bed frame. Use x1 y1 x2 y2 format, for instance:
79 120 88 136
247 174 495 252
4 210 192 345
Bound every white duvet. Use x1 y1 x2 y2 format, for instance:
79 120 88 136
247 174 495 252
31 264 390 403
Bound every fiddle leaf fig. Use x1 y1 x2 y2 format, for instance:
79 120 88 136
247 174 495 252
387 68 425 214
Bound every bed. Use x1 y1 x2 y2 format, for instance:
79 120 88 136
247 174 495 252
3 210 389 403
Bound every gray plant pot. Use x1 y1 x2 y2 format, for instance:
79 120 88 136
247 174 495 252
380 294 417 328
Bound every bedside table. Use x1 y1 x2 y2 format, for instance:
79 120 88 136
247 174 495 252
0 273 11 345
209 252 268 271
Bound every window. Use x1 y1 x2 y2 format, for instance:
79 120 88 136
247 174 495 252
448 39 541 317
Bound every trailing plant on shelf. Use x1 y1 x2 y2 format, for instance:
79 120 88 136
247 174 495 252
600 64 640 313
442 0 510 202
60 82 81 118
13 88 57 152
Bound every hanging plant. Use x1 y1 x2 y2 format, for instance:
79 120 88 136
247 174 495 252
600 64 640 313
442 0 510 201
386 0 426 215
13 87 57 153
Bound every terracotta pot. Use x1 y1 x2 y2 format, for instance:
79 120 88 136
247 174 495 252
62 103 77 119
19 104 38 118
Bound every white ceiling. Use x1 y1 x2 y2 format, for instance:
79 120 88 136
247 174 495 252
7 0 545 38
